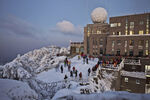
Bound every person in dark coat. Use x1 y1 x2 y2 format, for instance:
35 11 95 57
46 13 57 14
86 58 89 64
75 70 78 77
79 72 82 80
70 71 73 77
64 75 68 79
73 67 75 73
88 68 91 76
68 65 71 71
60 65 63 73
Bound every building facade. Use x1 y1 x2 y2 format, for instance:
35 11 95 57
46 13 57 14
70 42 84 55
83 13 150 57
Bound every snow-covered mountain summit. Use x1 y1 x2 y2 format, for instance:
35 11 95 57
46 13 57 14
0 46 69 80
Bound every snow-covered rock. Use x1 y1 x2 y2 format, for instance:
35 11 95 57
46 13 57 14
0 79 38 100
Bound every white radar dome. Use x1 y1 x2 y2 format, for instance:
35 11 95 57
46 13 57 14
91 7 107 23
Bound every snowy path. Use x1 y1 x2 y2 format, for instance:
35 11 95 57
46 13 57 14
36 56 98 83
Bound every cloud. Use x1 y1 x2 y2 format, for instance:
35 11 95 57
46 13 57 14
52 20 83 36
0 15 41 38
0 16 83 64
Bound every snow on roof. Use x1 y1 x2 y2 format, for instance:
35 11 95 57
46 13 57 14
121 70 146 79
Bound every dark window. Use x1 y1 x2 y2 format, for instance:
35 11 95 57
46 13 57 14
100 48 103 54
117 40 121 45
138 50 143 57
116 49 120 56
129 50 133 56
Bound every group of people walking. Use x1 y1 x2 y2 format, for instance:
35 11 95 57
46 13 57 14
60 55 98 82
61 57 83 81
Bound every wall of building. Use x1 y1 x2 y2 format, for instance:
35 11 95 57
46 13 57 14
84 23 109 57
106 35 150 57
120 76 146 93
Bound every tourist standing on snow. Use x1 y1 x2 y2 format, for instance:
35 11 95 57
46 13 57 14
75 70 78 77
70 71 73 77
60 65 63 73
64 74 68 82
68 64 71 71
79 72 82 80
88 68 91 76
78 55 80 60
73 66 75 73
86 58 89 64
68 61 71 66
64 57 68 67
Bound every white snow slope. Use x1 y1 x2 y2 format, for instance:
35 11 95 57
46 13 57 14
1 45 150 100
0 79 38 100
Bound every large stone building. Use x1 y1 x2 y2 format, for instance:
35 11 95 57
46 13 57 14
70 7 150 93
83 7 150 57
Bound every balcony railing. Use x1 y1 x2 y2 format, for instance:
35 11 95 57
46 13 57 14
124 59 141 65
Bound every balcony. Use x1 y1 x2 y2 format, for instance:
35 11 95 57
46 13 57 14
124 59 141 65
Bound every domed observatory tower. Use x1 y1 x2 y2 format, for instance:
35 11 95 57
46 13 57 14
84 7 109 57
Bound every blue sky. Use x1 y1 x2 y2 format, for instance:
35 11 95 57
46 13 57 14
0 0 150 64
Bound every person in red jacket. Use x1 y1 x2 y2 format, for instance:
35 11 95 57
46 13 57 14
79 72 82 80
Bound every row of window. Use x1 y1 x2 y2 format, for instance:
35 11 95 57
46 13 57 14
112 40 148 46
111 20 148 28
93 39 103 45
110 23 121 27
112 30 149 35
124 77 140 84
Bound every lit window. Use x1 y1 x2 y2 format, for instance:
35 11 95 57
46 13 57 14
113 32 115 35
117 31 121 35
112 41 115 47
125 30 128 35
139 21 144 25
130 22 134 25
146 29 149 34
136 80 140 84
146 50 149 56
119 32 121 35
130 31 134 35
129 40 134 46
145 65 150 72
87 31 90 36
97 30 101 34
130 22 134 29
100 39 103 45
147 25 149 28
139 30 144 35
112 48 114 52
118 23 121 26
146 40 149 48
125 77 128 82
125 41 127 47
110 23 117 27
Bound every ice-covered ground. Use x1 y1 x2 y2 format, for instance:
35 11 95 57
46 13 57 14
37 56 98 82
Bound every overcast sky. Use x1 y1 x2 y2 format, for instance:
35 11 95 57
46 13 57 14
0 0 150 64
